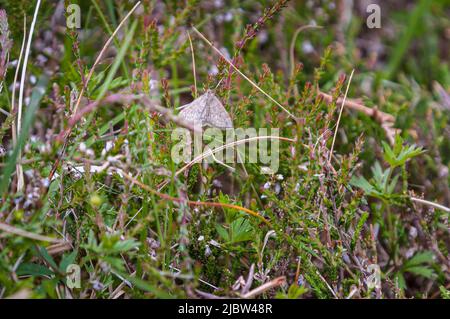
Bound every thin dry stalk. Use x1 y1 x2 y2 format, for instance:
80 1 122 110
157 135 296 190
195 289 224 299
11 16 27 192
17 1 41 192
57 94 202 141
320 91 395 122
289 24 322 97
319 90 398 145
191 26 296 120
72 1 141 115
410 196 450 213
49 1 142 181
11 16 27 145
289 25 322 77
175 135 295 177
117 169 272 227
241 276 286 298
316 270 338 299
329 69 355 162
0 222 64 244
46 241 73 255
186 31 197 97
241 264 255 295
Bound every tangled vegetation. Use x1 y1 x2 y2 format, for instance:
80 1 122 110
0 0 449 299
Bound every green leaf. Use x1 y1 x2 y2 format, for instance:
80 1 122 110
387 174 400 194
439 286 450 299
393 134 404 155
230 218 254 243
401 251 436 281
406 266 434 279
112 239 140 253
218 193 239 222
404 251 434 268
372 162 390 191
405 266 435 279
395 272 406 289
215 224 229 242
382 136 424 168
38 246 59 272
350 176 374 194
382 141 397 166
287 284 307 299
103 256 126 271
59 250 78 273
16 263 54 277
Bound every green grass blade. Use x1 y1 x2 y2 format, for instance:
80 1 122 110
96 19 137 101
0 75 49 195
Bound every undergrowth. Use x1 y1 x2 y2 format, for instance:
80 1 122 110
0 0 448 299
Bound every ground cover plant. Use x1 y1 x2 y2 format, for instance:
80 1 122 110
0 0 449 299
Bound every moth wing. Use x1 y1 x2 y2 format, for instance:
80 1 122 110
178 93 208 126
204 94 233 129
178 92 206 110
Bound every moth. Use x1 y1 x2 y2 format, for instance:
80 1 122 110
178 90 233 129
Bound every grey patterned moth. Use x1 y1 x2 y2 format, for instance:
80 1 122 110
178 90 233 129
